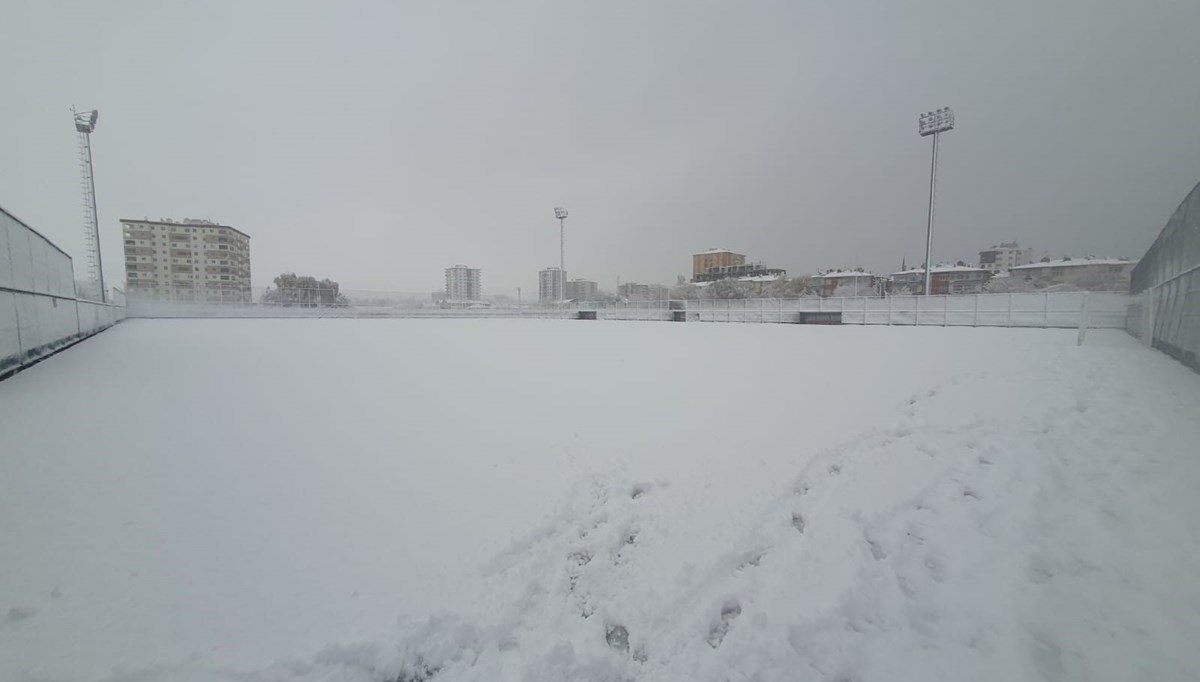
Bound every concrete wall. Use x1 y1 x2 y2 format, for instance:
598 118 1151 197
1 205 125 378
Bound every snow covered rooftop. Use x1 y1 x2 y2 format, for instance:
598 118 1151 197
891 264 986 276
1011 257 1135 270
694 248 743 255
813 270 877 279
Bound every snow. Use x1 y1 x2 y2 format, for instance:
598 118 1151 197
1 319 1198 681
812 271 877 279
892 264 987 276
1011 258 1135 271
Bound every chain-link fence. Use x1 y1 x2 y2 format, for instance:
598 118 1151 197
1 205 125 378
1127 181 1200 372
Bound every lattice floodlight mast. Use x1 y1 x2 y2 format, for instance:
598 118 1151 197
917 107 954 296
73 106 104 302
554 206 568 305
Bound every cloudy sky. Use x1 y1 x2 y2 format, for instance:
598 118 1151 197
2 0 1199 295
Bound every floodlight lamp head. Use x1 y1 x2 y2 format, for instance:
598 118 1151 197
554 207 568 219
918 106 954 136
74 109 98 133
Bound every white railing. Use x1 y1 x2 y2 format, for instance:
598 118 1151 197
125 290 1131 329
584 292 1130 328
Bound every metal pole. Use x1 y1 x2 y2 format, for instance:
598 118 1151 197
1145 286 1156 347
1077 292 1089 346
923 131 938 297
559 217 565 307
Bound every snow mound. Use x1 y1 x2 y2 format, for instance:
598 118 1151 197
187 344 1200 682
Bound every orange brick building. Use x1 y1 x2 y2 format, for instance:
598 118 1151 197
692 249 745 279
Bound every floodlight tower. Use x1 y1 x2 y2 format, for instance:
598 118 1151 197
918 106 954 296
554 206 568 305
73 106 105 302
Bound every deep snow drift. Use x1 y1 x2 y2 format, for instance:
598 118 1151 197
0 319 1197 682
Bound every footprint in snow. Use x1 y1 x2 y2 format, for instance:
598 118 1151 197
606 624 630 652
791 512 806 534
707 601 742 648
3 607 36 626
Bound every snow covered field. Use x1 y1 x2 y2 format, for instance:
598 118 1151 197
1 319 1198 682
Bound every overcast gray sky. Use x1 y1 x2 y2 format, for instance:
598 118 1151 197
3 0 1199 295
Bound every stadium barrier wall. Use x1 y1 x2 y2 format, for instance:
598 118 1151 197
127 289 1127 329
1127 181 1200 372
588 292 1129 328
0 206 125 379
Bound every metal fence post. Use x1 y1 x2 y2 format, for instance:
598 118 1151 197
887 294 893 326
1145 286 1156 348
973 294 979 327
1077 292 1089 346
943 295 949 327
1008 293 1014 327
1043 291 1050 328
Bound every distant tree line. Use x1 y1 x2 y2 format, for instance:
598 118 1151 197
670 275 816 300
262 272 349 307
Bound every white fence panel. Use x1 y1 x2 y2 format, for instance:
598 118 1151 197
1 206 125 378
6 217 33 291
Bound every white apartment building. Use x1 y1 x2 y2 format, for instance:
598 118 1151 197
122 218 251 302
539 267 566 303
811 270 881 297
978 242 1035 272
444 265 482 302
1009 257 1135 288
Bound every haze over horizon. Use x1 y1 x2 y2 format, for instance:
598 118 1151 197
2 0 1199 295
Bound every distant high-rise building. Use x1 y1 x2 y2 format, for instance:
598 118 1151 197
122 218 251 303
444 265 482 301
979 242 1034 273
692 248 745 279
539 267 566 303
564 279 597 301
